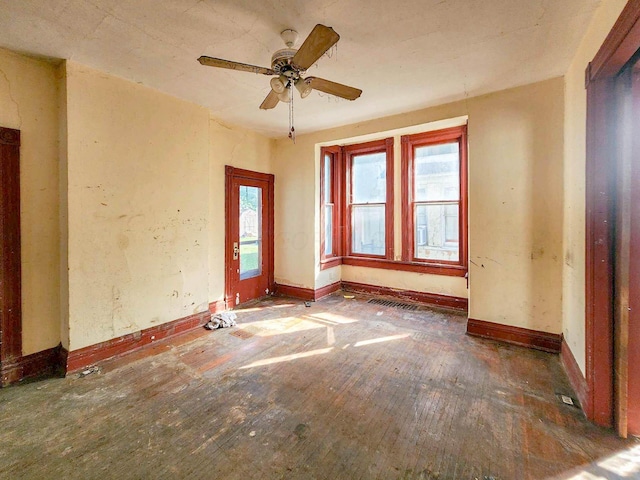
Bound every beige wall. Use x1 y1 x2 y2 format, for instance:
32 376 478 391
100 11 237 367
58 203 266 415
0 48 61 355
469 78 564 333
65 63 210 351
0 51 274 355
208 119 274 304
563 0 628 374
274 77 565 334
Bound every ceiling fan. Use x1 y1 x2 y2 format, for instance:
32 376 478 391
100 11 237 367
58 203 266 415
197 24 362 111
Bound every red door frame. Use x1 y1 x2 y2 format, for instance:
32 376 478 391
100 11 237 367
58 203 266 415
0 127 22 386
585 0 640 427
629 62 640 435
224 166 275 308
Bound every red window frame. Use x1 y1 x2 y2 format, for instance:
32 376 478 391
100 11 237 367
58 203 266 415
401 125 468 276
320 146 342 270
343 138 394 260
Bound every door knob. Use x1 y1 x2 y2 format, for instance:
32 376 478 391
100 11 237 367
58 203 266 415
233 242 239 260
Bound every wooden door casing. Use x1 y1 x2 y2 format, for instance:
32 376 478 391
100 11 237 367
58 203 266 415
224 166 274 308
585 0 640 434
0 127 22 381
626 58 640 435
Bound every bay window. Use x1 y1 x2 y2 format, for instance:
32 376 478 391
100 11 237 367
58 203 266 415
320 146 341 269
320 124 466 276
401 125 467 273
344 139 394 259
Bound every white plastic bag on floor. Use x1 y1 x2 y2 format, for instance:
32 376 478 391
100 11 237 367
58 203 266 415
205 311 237 330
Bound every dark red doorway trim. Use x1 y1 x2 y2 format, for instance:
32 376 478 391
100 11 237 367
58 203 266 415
0 127 22 385
224 166 275 308
584 0 640 427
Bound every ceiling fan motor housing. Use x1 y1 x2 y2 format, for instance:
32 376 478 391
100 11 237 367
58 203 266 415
271 48 300 79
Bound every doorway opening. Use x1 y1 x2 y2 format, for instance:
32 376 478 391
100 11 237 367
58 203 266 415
225 166 275 308
585 0 640 437
0 127 22 386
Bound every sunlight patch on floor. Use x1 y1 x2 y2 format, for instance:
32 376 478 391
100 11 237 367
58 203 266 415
239 347 334 369
304 311 359 325
239 333 412 370
237 316 326 336
560 444 640 479
354 334 411 347
234 309 359 338
596 444 640 477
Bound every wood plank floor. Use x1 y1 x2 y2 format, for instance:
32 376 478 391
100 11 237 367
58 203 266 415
0 293 634 479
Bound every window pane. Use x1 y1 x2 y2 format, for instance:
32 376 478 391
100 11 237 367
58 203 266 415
415 203 459 262
352 152 386 203
414 142 459 201
239 186 262 280
444 204 459 242
324 205 333 255
352 205 385 255
324 154 332 201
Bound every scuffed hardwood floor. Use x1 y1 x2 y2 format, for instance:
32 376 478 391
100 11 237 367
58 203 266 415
0 293 634 479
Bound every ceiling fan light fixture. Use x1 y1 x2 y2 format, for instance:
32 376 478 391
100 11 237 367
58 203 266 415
296 78 313 99
277 88 291 103
270 75 287 94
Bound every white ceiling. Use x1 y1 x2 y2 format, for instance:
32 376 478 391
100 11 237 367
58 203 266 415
0 0 600 137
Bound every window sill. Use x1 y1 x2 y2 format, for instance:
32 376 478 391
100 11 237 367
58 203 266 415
320 257 343 270
341 256 466 277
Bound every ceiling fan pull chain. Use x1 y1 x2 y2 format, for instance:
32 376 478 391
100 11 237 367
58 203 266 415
289 83 296 143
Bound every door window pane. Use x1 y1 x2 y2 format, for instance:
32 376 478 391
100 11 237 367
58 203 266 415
352 153 386 203
415 203 459 261
352 205 385 255
414 142 459 201
239 186 262 280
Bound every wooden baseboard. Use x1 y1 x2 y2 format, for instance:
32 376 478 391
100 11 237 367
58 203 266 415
275 280 467 310
209 300 227 313
314 281 342 300
66 311 211 373
341 281 468 311
560 339 589 410
466 318 562 353
1 344 66 386
275 282 340 301
274 283 316 301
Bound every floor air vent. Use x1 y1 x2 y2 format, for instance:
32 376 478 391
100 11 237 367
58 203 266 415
367 298 418 311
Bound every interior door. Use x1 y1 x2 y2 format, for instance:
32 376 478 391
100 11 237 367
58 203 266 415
225 166 274 307
613 51 640 437
0 127 22 385
626 54 640 436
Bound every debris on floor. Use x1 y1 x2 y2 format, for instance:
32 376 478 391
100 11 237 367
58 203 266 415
304 301 312 307
78 366 100 378
561 395 574 406
343 295 355 299
294 423 309 439
557 393 579 408
205 311 237 330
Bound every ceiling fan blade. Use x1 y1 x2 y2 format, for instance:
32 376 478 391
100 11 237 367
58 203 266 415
306 77 362 101
259 89 280 110
198 56 275 76
292 24 340 70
